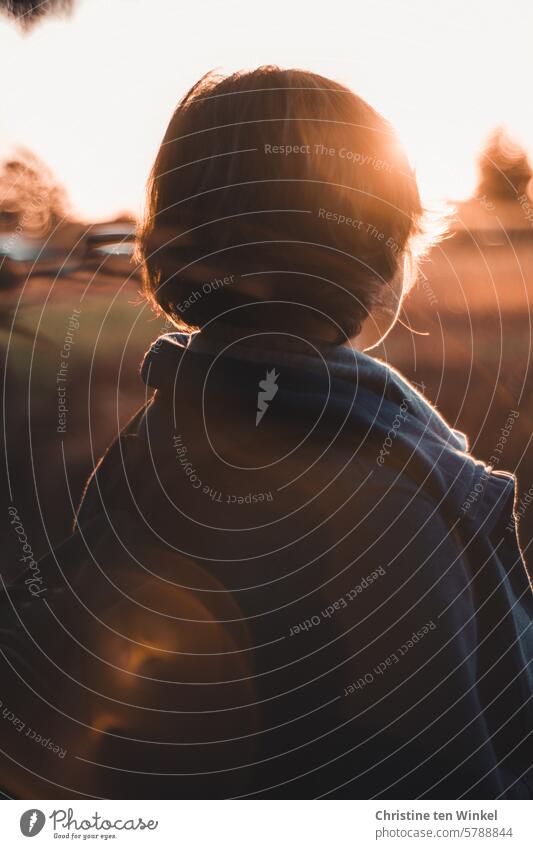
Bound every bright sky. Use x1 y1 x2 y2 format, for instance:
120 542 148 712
0 0 531 221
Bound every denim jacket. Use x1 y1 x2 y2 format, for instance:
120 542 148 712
1 330 531 799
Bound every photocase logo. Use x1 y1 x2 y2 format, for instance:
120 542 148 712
20 809 46 837
256 368 279 425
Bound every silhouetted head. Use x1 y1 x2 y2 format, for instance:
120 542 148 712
139 66 431 345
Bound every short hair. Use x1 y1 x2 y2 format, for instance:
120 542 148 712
138 66 429 340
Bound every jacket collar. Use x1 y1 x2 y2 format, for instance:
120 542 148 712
141 330 516 537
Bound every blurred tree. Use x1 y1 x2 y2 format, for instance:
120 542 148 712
476 127 532 200
0 0 74 29
0 147 68 236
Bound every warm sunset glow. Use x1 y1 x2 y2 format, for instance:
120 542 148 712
1 0 532 221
